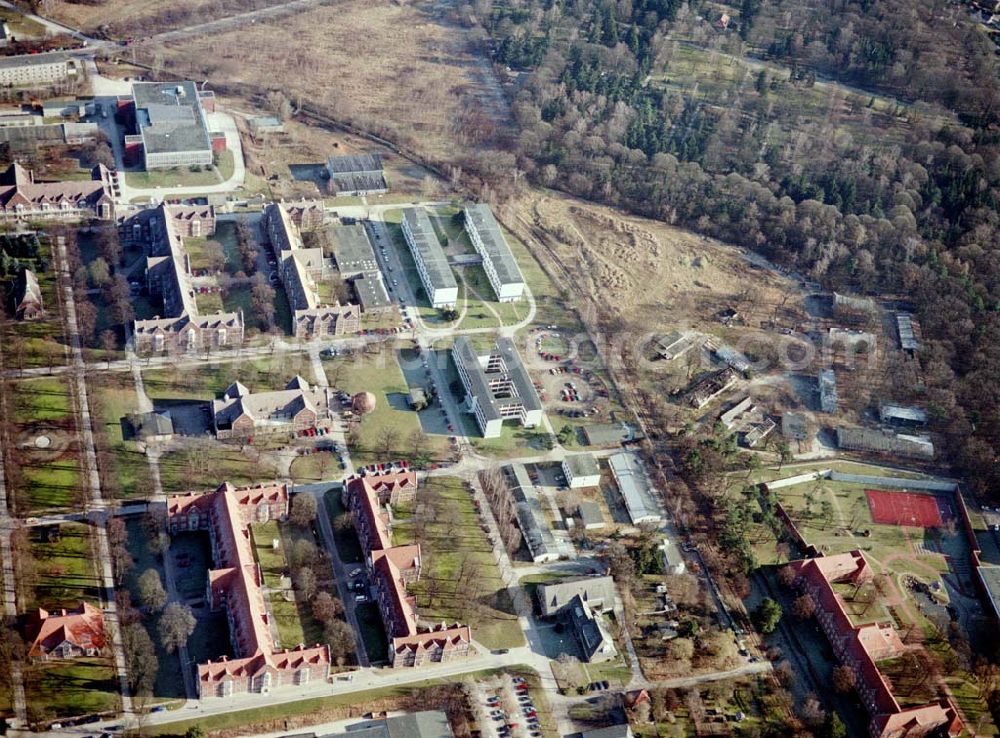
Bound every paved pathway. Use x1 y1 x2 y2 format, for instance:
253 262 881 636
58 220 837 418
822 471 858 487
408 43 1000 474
0 348 26 724
53 236 133 716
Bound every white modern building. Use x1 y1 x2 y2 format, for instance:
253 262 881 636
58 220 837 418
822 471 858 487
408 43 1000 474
463 203 525 302
401 207 458 308
562 453 601 488
452 336 542 438
608 451 665 526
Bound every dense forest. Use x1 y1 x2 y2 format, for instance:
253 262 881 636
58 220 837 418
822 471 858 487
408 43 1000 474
460 0 1000 497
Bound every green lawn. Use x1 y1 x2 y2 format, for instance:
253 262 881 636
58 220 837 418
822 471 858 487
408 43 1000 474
392 476 524 650
141 354 315 402
91 374 154 500
1 240 67 370
124 151 234 189
157 443 276 494
23 657 119 722
322 347 449 467
26 522 101 611
251 520 326 649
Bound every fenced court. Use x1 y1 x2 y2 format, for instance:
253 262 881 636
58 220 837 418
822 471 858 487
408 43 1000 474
865 488 945 528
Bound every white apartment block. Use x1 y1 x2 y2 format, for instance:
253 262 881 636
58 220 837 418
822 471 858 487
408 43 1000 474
0 52 80 87
463 204 525 302
401 207 458 308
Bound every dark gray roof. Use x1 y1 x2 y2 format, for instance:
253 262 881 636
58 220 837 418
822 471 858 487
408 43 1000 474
402 208 456 293
133 410 174 437
505 463 557 561
581 725 633 738
536 575 616 618
317 711 452 738
464 203 524 288
452 336 541 424
326 153 383 175
0 51 77 69
132 81 211 155
564 593 614 662
578 501 604 527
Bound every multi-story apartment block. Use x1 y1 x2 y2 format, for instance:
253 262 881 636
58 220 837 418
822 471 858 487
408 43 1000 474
0 51 81 87
401 207 458 308
463 204 524 302
264 202 361 339
131 204 244 353
789 552 962 738
452 336 542 438
342 470 471 667
166 482 331 698
0 162 114 221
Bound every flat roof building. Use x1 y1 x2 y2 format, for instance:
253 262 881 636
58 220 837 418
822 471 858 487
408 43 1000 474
130 81 215 170
609 452 664 526
578 501 605 530
0 51 81 87
463 204 525 302
318 711 453 738
896 313 920 352
563 453 601 488
836 427 934 460
402 208 458 308
452 336 542 438
331 224 378 277
879 404 928 427
326 153 387 196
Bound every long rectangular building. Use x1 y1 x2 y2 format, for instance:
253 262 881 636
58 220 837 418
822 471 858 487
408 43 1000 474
0 51 81 87
264 202 360 339
789 552 962 738
608 451 664 526
401 208 458 308
342 471 471 667
131 204 244 354
452 336 542 438
463 204 524 302
166 482 331 698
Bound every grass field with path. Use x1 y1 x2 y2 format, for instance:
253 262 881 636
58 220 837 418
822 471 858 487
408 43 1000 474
392 476 523 650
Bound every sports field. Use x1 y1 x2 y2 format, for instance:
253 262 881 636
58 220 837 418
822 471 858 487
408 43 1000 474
866 489 949 528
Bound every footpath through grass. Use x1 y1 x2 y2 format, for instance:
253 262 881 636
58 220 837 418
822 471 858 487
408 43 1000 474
392 476 523 650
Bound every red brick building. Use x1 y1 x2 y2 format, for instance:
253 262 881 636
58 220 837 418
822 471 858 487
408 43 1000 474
23 602 107 661
0 162 114 221
166 482 331 697
343 470 471 667
789 551 963 738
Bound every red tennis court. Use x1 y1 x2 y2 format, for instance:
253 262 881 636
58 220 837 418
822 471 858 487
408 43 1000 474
866 489 943 527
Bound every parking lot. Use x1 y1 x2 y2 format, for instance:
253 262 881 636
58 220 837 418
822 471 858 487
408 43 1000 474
477 675 543 738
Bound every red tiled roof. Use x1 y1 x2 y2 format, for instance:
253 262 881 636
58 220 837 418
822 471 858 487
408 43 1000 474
391 622 471 656
24 601 106 658
167 482 329 685
790 551 962 738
